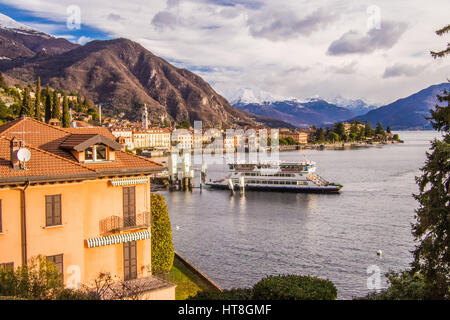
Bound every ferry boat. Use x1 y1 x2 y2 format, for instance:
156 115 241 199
206 160 342 193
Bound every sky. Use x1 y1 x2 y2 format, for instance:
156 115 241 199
0 0 449 105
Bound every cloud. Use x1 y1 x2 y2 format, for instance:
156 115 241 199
206 0 264 10
1 0 450 106
77 35 93 45
151 11 181 30
327 21 407 55
247 8 339 41
107 13 124 22
328 61 358 74
383 63 427 78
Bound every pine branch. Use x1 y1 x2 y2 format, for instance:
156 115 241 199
430 43 450 59
436 24 450 36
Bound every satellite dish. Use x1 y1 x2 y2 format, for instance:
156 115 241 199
17 148 31 162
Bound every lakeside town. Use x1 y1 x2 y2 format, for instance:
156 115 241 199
0 2 448 308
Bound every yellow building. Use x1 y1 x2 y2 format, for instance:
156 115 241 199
0 118 175 299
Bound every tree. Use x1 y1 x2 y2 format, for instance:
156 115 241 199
20 87 33 117
44 87 52 123
327 131 339 142
333 122 347 141
315 127 325 142
364 121 375 137
51 90 60 120
0 256 75 300
0 72 7 90
375 122 385 135
410 24 450 300
431 24 450 58
150 194 174 274
176 120 191 129
62 92 70 128
34 77 41 120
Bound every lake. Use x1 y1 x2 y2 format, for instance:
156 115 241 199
161 131 441 299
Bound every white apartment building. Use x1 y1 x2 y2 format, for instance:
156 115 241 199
111 129 134 150
133 128 172 150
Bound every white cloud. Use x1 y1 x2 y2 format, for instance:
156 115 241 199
1 0 450 105
77 35 93 44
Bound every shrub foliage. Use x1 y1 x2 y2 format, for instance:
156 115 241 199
252 275 337 300
190 275 337 300
151 193 175 274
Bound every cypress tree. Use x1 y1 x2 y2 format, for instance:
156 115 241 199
44 86 52 123
0 72 7 90
62 92 70 128
20 87 33 117
34 77 41 120
52 90 60 120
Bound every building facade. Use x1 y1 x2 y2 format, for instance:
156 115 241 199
0 118 175 299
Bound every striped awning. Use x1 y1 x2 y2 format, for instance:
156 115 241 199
85 231 151 248
110 176 149 186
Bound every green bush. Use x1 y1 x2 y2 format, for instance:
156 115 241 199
252 275 337 300
190 275 338 300
151 194 175 274
189 288 253 300
0 256 94 300
360 271 427 300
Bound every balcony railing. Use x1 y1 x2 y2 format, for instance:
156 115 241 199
100 212 151 235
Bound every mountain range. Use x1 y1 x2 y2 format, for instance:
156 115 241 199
0 12 447 130
0 13 293 129
232 84 449 129
354 82 450 130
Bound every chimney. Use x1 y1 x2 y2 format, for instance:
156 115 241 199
10 137 21 170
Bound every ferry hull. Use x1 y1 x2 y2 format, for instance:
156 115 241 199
206 183 342 194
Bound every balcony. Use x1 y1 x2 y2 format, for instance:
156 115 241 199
100 212 151 235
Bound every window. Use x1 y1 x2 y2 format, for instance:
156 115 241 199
123 187 136 227
46 195 62 226
0 199 2 233
85 147 93 160
96 145 107 160
85 145 108 162
46 254 63 275
0 262 13 270
123 241 137 281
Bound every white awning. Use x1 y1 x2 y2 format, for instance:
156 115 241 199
110 176 149 186
85 230 151 248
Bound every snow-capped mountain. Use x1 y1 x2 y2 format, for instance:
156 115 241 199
329 96 378 116
227 88 293 105
232 94 357 128
0 12 48 37
0 13 79 59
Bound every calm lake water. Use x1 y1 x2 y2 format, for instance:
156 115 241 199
161 131 441 299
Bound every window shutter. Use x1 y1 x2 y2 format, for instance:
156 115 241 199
54 195 61 225
45 196 53 226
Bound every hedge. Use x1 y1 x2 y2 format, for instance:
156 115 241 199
252 275 337 300
190 275 337 300
189 288 253 300
151 193 175 274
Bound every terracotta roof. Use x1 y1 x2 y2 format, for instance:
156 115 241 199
0 118 163 184
0 137 95 181
60 134 122 151
63 127 116 140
